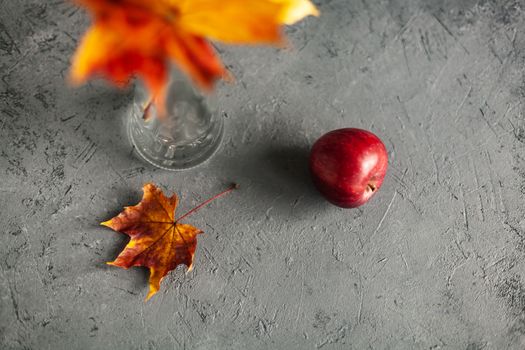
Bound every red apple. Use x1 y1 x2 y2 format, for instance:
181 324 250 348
309 128 388 208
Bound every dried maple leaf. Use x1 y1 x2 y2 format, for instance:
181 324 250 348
70 0 319 105
102 183 237 300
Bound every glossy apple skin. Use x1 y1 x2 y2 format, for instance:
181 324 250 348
309 128 388 208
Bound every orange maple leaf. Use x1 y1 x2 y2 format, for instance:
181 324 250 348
102 183 237 300
70 0 319 105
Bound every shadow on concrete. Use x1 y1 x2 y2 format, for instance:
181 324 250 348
262 144 319 199
221 142 334 223
62 83 139 169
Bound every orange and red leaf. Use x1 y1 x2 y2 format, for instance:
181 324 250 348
70 0 318 106
102 183 202 300
102 183 237 300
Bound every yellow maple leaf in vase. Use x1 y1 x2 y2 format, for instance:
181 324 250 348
70 0 319 109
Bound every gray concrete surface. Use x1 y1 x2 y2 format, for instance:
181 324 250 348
1 0 525 349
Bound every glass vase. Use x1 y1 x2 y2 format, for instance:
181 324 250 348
128 70 224 171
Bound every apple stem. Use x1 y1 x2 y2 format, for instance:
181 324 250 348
367 184 376 192
176 183 239 222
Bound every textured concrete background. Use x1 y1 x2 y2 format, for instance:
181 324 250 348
1 0 525 349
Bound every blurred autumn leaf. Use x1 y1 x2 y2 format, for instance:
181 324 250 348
70 0 319 106
102 183 237 300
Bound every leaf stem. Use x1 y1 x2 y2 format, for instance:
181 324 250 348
142 99 153 120
176 183 239 222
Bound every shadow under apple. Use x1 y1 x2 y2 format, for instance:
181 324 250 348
223 143 334 222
